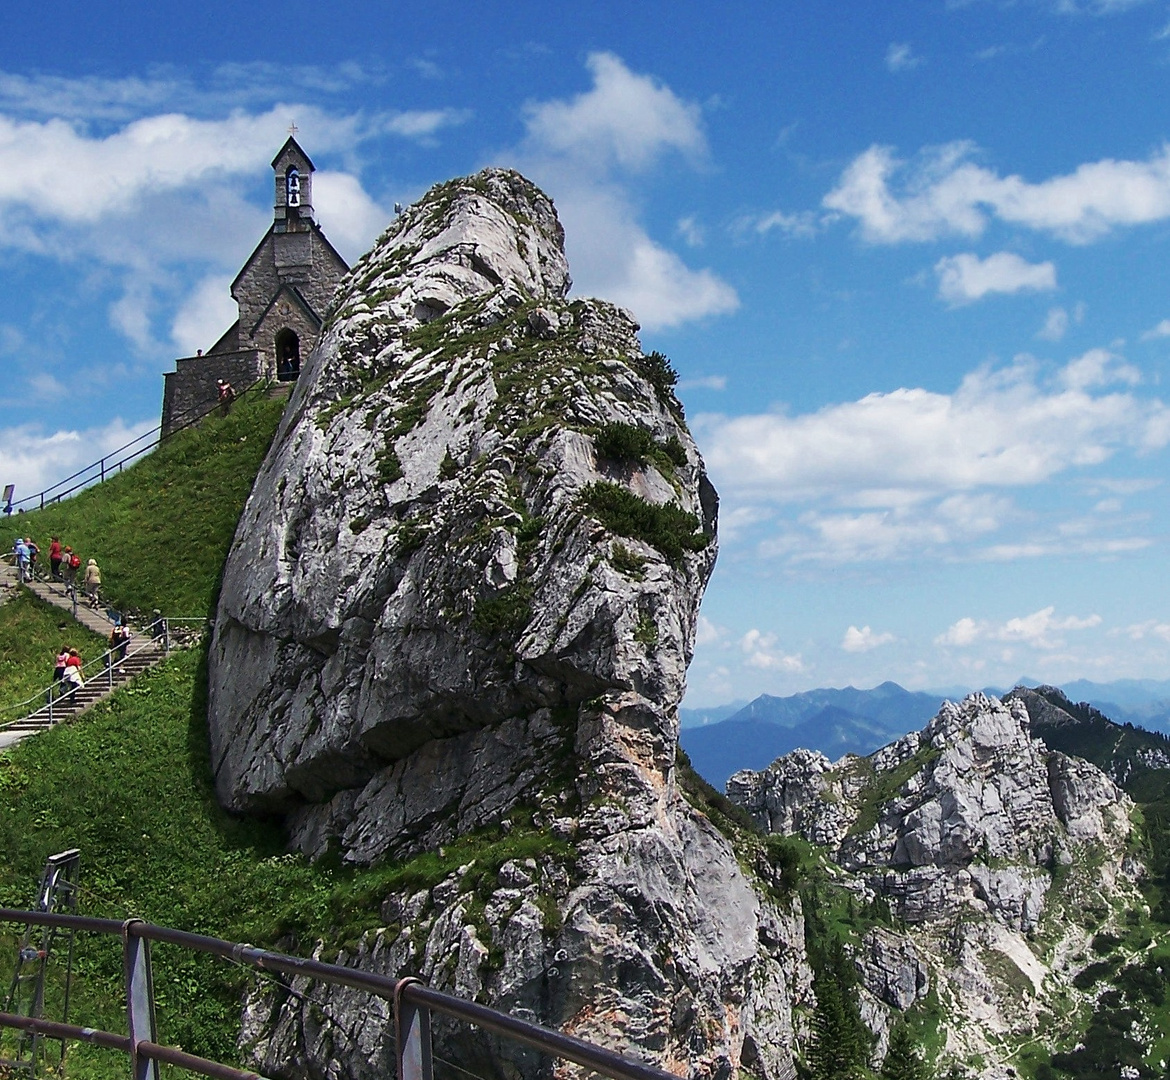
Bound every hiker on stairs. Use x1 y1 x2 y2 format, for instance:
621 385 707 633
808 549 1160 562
61 649 83 704
48 537 62 580
13 538 29 584
109 623 131 664
83 558 101 608
51 648 68 702
61 547 79 591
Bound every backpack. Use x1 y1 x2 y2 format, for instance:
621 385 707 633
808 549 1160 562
69 553 80 569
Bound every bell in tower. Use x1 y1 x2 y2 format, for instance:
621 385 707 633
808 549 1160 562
272 134 314 232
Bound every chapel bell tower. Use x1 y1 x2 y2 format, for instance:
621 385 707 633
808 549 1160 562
272 136 315 229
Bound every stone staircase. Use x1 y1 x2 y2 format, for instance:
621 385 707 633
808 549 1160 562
0 564 168 746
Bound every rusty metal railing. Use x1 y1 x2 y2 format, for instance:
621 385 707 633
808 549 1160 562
0 910 676 1080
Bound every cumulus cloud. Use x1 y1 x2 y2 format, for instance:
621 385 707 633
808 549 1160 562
510 53 738 331
0 416 157 498
0 92 442 352
1117 620 1170 642
697 351 1169 564
750 209 821 238
1038 306 1069 341
824 141 1170 244
741 629 805 672
699 355 1169 503
1059 347 1140 390
1141 318 1170 340
936 607 1101 649
679 375 727 392
171 273 238 356
935 251 1056 303
521 52 706 174
842 625 896 652
312 171 391 263
885 43 923 71
696 616 725 646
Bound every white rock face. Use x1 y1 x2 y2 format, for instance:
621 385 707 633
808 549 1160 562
731 693 1130 931
211 170 805 1080
729 691 1143 1068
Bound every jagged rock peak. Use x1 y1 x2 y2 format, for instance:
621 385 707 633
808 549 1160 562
209 168 792 1080
342 168 570 329
728 692 1132 930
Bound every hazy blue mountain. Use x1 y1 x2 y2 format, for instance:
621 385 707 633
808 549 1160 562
723 681 945 730
679 701 748 728
679 703 919 789
680 677 1170 789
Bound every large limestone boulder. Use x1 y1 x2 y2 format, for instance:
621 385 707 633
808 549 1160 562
210 169 806 1080
730 693 1131 931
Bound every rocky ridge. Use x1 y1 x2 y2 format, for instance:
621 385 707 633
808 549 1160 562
210 170 809 1080
728 691 1147 1071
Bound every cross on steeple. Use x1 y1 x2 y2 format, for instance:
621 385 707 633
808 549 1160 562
288 121 298 136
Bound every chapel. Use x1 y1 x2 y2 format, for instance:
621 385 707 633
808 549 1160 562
160 136 350 433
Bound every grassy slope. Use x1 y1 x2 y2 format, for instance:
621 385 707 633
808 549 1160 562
14 392 286 618
0 399 570 1075
0 591 106 717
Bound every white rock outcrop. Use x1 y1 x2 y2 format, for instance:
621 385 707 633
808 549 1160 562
211 170 807 1080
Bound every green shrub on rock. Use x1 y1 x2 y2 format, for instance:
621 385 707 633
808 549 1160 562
581 481 709 564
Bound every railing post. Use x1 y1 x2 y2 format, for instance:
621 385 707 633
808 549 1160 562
100 458 105 483
122 920 158 1080
163 622 170 656
395 981 433 1080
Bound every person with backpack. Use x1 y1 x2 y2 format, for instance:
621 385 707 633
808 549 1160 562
84 558 101 608
26 538 38 576
62 547 80 591
48 537 62 580
13 537 29 584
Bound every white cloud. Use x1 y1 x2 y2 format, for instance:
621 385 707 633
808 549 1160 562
1037 306 1069 341
698 353 1168 564
885 43 923 71
679 375 727 392
521 52 706 174
842 625 896 652
1141 318 1170 341
935 251 1056 303
696 616 725 646
512 54 738 331
698 356 1169 504
312 171 391 263
824 141 1170 244
171 274 238 356
740 629 804 672
0 416 156 499
936 617 981 647
676 215 704 247
751 209 820 238
935 606 1101 649
1118 620 1170 642
1059 347 1140 390
380 108 470 140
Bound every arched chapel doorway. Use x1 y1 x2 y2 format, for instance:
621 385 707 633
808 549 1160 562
275 328 300 382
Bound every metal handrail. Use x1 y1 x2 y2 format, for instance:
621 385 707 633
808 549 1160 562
0 628 176 727
0 910 676 1080
8 381 269 512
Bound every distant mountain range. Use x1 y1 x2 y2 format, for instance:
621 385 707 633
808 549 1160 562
679 677 1170 789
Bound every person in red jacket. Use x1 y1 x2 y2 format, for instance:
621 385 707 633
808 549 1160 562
61 649 83 703
48 537 62 580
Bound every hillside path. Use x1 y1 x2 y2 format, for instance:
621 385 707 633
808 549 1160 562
0 563 166 748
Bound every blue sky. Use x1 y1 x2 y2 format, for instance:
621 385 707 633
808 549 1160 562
2 0 1170 702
